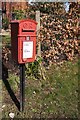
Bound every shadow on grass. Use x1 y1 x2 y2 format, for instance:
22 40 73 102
2 62 20 111
78 58 80 116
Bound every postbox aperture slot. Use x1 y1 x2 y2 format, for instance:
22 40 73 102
22 29 34 32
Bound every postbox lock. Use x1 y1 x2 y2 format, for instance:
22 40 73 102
26 36 30 41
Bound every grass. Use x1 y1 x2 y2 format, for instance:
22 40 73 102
2 35 11 48
41 61 79 118
2 35 11 43
2 59 79 119
2 35 79 118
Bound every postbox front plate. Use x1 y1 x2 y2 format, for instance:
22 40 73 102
23 41 33 59
18 20 37 64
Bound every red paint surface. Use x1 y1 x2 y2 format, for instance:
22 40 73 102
11 19 37 64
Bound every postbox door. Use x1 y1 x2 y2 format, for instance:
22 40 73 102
18 36 36 64
22 36 36 63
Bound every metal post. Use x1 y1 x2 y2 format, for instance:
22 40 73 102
20 64 25 111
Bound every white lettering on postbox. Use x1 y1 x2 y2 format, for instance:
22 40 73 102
23 41 33 59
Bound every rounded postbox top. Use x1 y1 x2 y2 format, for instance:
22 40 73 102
11 19 37 36
11 19 37 25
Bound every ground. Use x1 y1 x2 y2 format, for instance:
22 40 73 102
2 59 79 119
1 35 80 119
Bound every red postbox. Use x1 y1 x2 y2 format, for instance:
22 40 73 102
11 19 37 64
